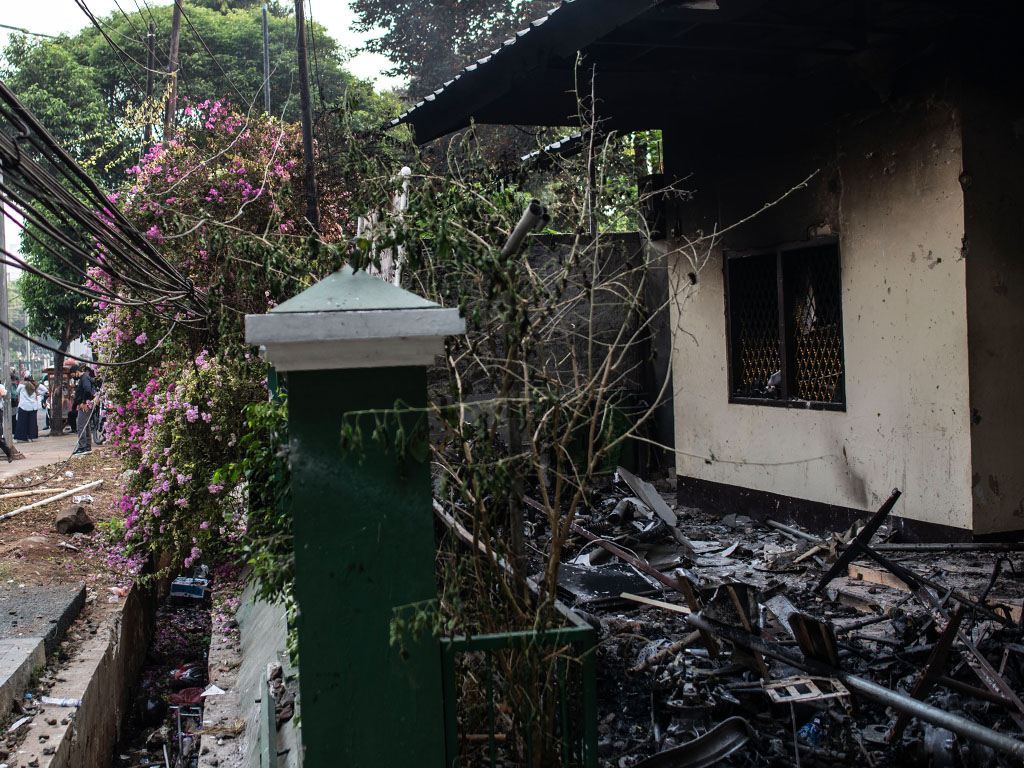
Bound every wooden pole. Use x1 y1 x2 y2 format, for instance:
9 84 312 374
144 23 156 144
262 3 271 114
294 0 319 232
163 1 183 137
0 488 62 501
0 175 10 451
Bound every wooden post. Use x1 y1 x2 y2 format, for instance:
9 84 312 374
294 0 319 232
163 0 183 137
246 267 464 767
0 177 10 449
262 3 271 114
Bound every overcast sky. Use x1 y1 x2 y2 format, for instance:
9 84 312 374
0 0 404 90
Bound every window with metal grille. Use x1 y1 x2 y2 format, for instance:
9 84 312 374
725 240 845 410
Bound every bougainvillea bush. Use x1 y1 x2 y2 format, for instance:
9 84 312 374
90 101 346 587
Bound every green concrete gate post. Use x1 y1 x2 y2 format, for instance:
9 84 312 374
246 267 465 767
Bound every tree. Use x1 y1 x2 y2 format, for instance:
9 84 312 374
350 0 558 96
3 4 395 436
18 231 96 435
2 3 382 187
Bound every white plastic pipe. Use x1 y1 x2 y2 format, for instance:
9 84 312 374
0 479 103 521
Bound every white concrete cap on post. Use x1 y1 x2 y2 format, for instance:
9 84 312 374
245 266 465 371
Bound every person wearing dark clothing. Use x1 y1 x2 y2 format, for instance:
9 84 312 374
0 382 12 462
67 365 80 433
73 367 96 455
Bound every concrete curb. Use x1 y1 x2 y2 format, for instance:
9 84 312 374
17 581 156 768
0 637 45 719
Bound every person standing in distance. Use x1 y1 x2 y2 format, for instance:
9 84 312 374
72 366 96 456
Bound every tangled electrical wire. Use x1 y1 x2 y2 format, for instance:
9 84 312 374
0 79 209 346
0 80 212 492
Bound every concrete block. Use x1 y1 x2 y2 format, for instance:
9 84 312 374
0 636 46 718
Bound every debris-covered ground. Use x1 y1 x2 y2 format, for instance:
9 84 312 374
110 590 212 768
529 472 1024 767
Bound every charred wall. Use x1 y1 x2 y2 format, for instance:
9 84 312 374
666 90 976 533
962 88 1024 535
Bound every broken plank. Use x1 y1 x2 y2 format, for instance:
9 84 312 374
794 544 826 564
616 466 697 556
848 563 910 593
620 592 691 615
0 487 62 501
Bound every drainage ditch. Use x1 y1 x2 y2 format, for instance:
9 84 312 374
110 575 212 768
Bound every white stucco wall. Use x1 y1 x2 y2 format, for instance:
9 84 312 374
669 101 974 529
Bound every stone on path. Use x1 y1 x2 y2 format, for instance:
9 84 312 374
55 505 94 534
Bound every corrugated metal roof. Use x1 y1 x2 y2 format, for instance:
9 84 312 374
390 0 661 143
389 1 570 131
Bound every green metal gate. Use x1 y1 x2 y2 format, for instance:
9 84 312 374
440 626 598 768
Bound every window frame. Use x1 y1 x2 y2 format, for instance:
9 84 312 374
723 237 846 412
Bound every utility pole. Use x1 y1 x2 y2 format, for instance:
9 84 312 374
0 176 11 451
144 23 156 145
262 3 271 114
294 0 319 233
163 1 183 137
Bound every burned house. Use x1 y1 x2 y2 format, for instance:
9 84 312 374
394 0 1024 540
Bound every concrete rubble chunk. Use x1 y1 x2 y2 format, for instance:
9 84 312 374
55 505 94 534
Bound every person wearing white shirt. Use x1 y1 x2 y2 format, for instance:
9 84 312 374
37 377 50 431
14 373 40 442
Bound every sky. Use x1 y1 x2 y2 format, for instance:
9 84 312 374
0 0 404 90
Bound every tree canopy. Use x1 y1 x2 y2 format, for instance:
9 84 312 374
351 0 558 97
2 2 390 187
2 2 397 404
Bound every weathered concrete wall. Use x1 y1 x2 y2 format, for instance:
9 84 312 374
528 232 674 470
201 586 300 768
450 231 673 472
525 232 647 394
962 89 1024 534
668 97 974 530
237 589 300 768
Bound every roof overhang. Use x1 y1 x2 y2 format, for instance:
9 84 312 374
394 0 1019 146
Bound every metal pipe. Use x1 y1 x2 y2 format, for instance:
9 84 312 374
875 542 1024 552
687 613 1024 760
500 200 546 258
766 519 820 543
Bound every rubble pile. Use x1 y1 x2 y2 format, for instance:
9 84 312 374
527 473 1024 767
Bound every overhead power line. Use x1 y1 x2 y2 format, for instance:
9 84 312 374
0 80 208 322
0 23 58 39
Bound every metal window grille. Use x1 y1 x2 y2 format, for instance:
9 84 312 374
726 252 781 398
726 241 845 408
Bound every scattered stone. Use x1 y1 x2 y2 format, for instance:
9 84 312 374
14 536 51 554
55 505 94 535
